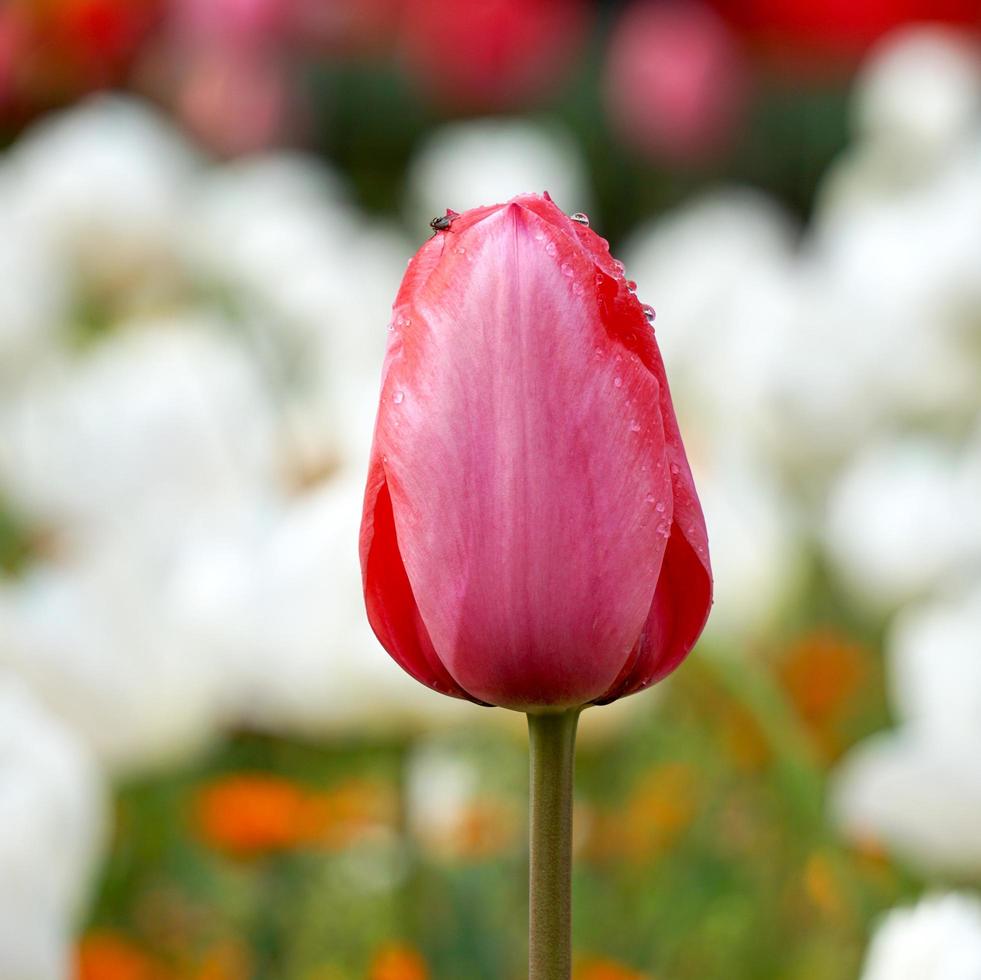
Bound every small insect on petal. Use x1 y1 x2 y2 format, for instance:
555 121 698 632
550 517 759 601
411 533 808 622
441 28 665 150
429 209 461 234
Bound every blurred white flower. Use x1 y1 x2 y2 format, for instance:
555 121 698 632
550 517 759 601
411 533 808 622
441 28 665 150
624 188 800 449
824 438 981 612
0 315 279 541
186 154 408 471
833 583 981 873
171 471 484 734
0 675 105 980
406 118 590 229
0 538 227 774
4 94 199 321
860 893 981 980
0 176 65 376
693 441 803 646
854 27 981 168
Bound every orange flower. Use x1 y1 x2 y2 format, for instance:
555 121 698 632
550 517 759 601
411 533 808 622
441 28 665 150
369 943 429 980
580 763 698 864
193 774 399 856
76 932 168 980
622 762 698 860
576 956 651 980
779 630 867 723
803 852 845 921
194 774 313 855
191 940 251 980
778 629 869 760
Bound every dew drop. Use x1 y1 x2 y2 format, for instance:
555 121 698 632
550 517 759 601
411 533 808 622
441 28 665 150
594 273 605 287
572 282 585 296
656 521 671 538
534 231 545 241
655 501 666 513
614 376 623 388
454 246 467 255
612 259 626 276
561 263 574 278
571 212 590 226
629 420 641 433
594 346 603 357
644 493 656 504
393 390 404 404
626 279 637 292
670 463 680 475
545 241 557 256
642 304 656 324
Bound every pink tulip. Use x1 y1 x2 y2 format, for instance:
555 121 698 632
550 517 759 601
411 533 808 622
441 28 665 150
605 0 749 165
360 194 711 712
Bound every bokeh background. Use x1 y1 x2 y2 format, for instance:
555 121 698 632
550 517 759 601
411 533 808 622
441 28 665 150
2 1 981 978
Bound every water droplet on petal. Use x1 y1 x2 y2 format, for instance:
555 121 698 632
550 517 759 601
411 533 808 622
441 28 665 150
534 231 545 241
594 273 605 287
626 279 637 292
629 420 641 433
561 263 574 278
614 376 623 388
572 282 585 296
670 463 680 475
545 241 557 256
655 501 666 513
454 246 467 255
612 259 625 276
594 346 603 357
571 212 590 226
642 304 656 324
644 493 656 504
393 390 404 404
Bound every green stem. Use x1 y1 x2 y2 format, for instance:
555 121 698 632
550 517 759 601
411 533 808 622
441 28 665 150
527 709 580 980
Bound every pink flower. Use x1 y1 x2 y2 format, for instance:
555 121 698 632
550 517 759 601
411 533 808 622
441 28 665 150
360 194 712 711
605 0 749 165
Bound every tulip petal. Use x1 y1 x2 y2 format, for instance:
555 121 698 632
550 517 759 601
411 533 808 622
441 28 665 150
374 201 676 710
360 456 482 702
595 347 713 702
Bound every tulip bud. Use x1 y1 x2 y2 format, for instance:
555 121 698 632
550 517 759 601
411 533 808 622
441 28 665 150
360 193 711 712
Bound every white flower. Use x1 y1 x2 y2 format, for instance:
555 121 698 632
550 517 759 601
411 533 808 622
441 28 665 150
693 441 803 645
0 175 65 376
623 189 800 451
4 94 199 321
854 27 981 166
0 315 279 541
832 583 981 874
861 893 981 980
170 472 484 734
186 155 408 472
406 118 590 229
0 675 105 980
824 438 980 611
0 537 227 774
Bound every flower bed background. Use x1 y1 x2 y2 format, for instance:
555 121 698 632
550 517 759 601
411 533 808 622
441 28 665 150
2 2 981 978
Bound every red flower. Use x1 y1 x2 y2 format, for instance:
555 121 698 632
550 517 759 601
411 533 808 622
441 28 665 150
711 0 981 72
397 0 588 110
360 194 712 711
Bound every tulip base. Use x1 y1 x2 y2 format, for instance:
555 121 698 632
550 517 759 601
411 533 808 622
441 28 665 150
527 709 580 980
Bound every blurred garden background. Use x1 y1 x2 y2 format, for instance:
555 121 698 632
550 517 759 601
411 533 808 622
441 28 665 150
2 1 981 978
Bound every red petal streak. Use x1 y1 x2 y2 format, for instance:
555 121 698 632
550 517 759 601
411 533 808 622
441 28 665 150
360 458 483 703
